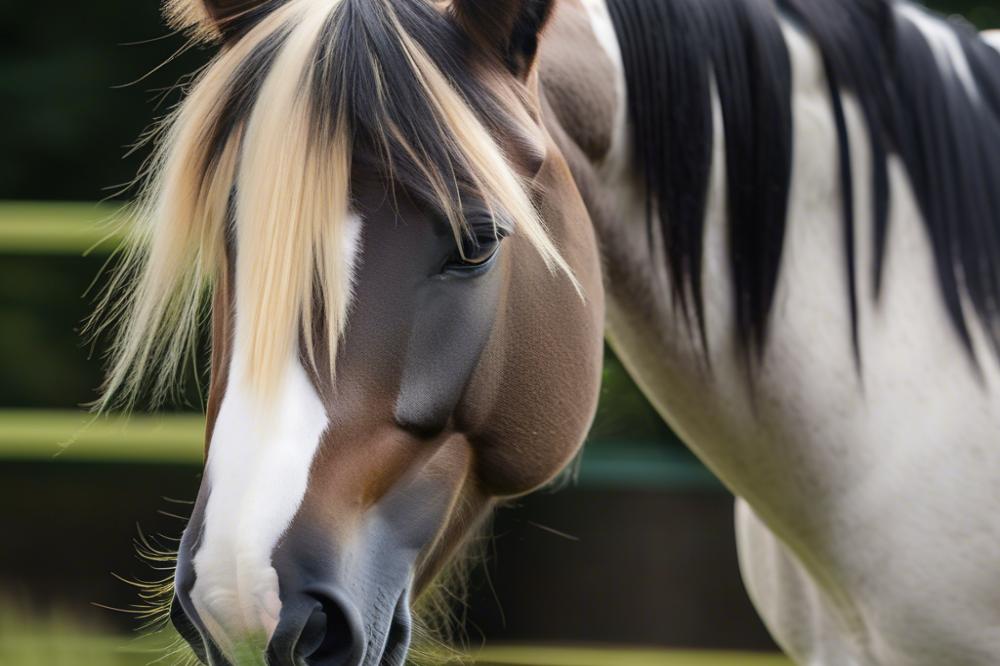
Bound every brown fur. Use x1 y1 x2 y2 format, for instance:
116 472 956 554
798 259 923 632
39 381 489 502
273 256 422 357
164 0 264 42
161 0 614 661
538 0 617 162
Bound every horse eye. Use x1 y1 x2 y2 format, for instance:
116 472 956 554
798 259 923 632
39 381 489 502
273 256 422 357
441 228 503 275
460 235 500 265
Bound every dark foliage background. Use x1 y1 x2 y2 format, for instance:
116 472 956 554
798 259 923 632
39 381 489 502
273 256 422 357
1 0 997 202
1 0 997 426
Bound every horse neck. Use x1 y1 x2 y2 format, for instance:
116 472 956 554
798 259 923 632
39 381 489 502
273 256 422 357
538 0 684 350
541 0 1000 518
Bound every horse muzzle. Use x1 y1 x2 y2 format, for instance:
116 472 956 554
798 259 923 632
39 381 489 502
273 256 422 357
172 587 411 666
170 506 419 666
265 586 411 666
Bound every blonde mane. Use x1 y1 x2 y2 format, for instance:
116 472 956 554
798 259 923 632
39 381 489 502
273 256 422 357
97 0 574 410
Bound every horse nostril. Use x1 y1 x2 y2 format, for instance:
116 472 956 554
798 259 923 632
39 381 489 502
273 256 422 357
293 594 365 666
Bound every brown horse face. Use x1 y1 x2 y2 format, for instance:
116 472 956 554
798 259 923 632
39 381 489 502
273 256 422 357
163 1 604 664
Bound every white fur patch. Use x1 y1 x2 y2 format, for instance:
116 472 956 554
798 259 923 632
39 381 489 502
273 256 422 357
898 3 980 101
584 2 1000 663
189 214 362 654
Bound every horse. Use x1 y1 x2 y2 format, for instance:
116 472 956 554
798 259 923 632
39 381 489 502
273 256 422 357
98 0 1000 663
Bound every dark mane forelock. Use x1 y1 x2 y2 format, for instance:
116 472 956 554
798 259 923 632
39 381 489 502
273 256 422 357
201 0 509 217
607 0 1000 367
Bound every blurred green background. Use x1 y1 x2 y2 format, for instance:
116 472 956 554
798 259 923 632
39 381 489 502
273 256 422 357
2 0 998 414
1 1 998 665
1 0 997 203
2 0 998 407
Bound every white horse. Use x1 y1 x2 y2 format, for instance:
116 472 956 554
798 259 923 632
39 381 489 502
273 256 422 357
572 0 1000 663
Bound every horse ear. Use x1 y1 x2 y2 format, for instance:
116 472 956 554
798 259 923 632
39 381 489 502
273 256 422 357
164 0 275 42
452 0 556 78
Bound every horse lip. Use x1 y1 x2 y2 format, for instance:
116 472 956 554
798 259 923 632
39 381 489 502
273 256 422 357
376 590 413 666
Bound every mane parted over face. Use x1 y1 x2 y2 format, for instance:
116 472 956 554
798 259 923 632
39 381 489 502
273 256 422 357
98 0 576 410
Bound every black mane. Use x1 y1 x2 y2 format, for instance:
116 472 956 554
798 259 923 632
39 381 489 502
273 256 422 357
607 0 1000 366
202 0 512 224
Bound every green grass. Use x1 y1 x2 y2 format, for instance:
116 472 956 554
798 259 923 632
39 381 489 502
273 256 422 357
0 606 793 666
0 201 127 255
0 630 791 666
0 638 792 666
0 608 176 666
0 630 169 666
0 603 792 666
475 646 791 666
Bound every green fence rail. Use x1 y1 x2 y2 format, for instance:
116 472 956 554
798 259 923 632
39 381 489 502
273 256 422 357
0 201 126 254
0 410 203 464
0 409 723 491
0 201 725 492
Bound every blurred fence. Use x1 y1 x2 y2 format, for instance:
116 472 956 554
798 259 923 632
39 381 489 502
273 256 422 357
1 201 773 652
0 200 706 487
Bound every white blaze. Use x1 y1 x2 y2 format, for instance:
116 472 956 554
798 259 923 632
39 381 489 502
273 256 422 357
189 214 362 653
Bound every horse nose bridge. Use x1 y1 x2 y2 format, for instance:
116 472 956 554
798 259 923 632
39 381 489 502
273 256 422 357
173 483 425 665
176 396 438 664
175 483 316 659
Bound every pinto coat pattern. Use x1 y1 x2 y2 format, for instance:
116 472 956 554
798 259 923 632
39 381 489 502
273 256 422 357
100 0 1000 663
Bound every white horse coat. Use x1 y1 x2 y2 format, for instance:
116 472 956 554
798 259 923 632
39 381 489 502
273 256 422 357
581 1 1000 663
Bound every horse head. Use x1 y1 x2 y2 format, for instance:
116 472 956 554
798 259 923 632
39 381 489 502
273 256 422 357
103 0 604 663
